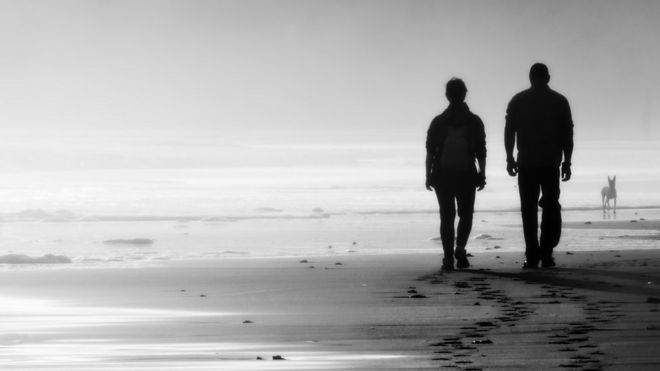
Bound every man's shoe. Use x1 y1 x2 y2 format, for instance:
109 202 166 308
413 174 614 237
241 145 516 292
442 258 455 271
522 260 539 269
455 248 470 269
540 249 555 268
541 257 556 268
456 257 470 269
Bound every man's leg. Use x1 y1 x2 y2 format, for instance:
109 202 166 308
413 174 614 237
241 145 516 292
455 173 476 268
518 168 541 267
539 167 562 266
435 183 456 269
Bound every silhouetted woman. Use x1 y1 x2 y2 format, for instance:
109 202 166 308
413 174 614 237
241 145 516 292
425 78 486 270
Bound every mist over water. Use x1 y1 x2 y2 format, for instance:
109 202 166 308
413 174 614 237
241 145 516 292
0 134 658 265
1 136 659 217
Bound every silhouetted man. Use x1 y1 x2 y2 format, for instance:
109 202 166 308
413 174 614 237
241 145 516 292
505 63 574 268
426 78 486 270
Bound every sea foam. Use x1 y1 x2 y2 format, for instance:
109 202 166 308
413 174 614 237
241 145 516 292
0 254 72 264
103 238 154 246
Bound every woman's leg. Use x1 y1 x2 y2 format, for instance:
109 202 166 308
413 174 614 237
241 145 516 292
435 184 456 268
455 174 476 268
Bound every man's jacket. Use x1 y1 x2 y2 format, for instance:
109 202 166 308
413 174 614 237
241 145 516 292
505 85 574 168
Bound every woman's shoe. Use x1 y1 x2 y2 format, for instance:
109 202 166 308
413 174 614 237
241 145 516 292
522 259 539 269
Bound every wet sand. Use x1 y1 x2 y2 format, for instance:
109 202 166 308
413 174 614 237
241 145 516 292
1 247 660 370
564 217 660 232
417 249 660 370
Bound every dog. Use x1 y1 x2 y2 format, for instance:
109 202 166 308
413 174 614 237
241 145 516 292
601 176 617 212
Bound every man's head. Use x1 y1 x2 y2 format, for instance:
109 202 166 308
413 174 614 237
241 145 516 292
445 78 467 104
529 63 550 87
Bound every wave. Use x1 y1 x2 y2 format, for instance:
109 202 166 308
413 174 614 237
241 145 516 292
6 209 80 222
0 254 72 264
357 205 660 215
200 214 330 222
219 250 250 256
103 238 154 246
2 205 660 225
254 207 284 213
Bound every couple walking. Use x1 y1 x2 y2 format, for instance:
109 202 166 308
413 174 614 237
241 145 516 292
425 63 574 270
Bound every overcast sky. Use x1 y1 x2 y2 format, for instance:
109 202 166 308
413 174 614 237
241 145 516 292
0 0 659 169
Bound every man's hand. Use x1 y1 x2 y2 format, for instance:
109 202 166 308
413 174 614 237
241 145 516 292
476 173 486 191
425 177 433 191
506 159 518 177
561 162 572 182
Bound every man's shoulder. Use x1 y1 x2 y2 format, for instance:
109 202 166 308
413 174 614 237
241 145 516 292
509 88 533 104
547 88 570 104
510 87 569 104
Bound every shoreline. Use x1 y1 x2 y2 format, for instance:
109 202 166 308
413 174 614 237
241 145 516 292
2 205 660 222
2 206 660 267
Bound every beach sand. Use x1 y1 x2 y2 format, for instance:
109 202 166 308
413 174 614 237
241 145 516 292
1 221 660 369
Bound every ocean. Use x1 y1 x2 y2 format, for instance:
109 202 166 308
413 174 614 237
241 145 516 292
1 139 659 266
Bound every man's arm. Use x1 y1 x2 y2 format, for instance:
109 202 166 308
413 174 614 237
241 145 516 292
475 116 487 191
561 97 574 181
504 100 518 176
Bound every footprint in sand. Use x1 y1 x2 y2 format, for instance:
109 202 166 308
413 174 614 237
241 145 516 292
432 356 451 361
454 281 471 288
